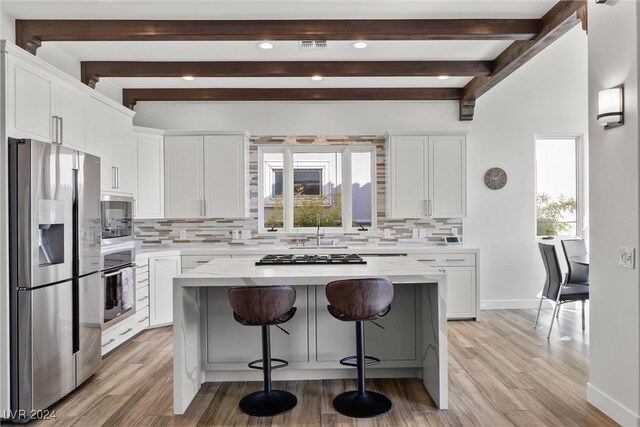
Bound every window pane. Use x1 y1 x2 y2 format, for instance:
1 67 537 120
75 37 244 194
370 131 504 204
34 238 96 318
536 139 577 236
352 152 372 227
292 152 342 228
263 153 284 229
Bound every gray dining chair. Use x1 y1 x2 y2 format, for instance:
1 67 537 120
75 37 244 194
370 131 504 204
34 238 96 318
536 243 589 338
561 239 589 285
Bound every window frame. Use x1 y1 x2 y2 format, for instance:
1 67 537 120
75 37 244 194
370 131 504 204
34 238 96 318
258 145 377 234
534 134 586 239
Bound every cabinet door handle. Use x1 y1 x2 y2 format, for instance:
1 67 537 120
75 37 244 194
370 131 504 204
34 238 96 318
446 258 465 262
137 278 149 284
200 199 205 217
102 338 115 348
423 200 428 216
52 116 59 143
428 200 432 217
138 316 149 323
119 328 133 336
418 259 437 262
116 167 120 189
137 296 149 302
58 116 63 145
111 166 117 189
196 260 209 264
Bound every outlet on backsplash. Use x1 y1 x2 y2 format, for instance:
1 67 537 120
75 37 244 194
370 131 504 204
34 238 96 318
241 229 252 240
419 229 427 238
232 230 240 239
179 230 187 239
383 229 392 238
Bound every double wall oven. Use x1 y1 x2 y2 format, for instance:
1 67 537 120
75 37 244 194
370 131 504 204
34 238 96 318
100 196 136 329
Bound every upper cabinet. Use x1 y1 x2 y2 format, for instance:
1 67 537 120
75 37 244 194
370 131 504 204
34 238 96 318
386 133 466 219
164 133 249 219
134 131 165 219
89 98 134 195
5 52 89 152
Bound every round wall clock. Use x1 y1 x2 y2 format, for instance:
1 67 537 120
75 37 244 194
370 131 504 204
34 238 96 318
484 167 507 190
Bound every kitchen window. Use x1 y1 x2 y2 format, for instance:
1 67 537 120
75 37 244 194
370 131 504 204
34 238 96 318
535 136 586 237
259 146 376 232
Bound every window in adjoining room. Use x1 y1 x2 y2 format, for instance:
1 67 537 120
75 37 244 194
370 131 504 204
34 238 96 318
535 136 585 237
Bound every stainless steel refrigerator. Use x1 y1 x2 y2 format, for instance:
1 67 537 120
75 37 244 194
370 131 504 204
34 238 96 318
8 138 102 419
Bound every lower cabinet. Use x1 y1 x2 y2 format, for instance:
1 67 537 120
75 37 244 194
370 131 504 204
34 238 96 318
315 284 418 363
149 255 182 327
101 316 137 356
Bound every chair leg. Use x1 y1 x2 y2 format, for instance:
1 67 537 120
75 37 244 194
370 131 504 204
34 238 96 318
556 304 560 318
238 325 297 417
332 321 392 418
534 294 544 328
547 303 559 339
582 300 586 330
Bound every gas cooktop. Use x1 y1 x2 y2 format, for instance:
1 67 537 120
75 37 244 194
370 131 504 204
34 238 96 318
255 254 366 266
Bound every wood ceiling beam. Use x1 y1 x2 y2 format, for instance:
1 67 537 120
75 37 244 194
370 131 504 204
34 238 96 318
122 87 462 109
459 0 587 120
16 19 541 54
81 60 493 88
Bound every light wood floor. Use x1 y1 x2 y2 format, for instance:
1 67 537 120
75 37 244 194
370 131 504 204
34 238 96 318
29 307 615 426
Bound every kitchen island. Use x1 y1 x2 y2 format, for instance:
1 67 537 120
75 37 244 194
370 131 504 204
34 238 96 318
173 256 448 414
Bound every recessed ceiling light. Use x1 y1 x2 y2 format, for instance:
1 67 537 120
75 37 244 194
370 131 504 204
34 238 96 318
182 75 195 81
437 75 450 80
257 42 275 50
311 75 323 81
352 41 368 49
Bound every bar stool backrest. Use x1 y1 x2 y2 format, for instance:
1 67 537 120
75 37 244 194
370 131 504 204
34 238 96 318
326 278 394 321
228 286 296 326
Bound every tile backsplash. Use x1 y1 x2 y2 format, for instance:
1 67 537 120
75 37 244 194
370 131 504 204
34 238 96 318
134 135 462 246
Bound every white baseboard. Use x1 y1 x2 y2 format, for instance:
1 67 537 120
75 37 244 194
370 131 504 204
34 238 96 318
480 299 555 310
587 383 640 426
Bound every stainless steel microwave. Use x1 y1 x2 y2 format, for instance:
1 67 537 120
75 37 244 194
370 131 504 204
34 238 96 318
101 195 134 244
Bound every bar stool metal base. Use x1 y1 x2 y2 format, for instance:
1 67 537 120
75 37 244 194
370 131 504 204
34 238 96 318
332 391 392 418
239 390 297 417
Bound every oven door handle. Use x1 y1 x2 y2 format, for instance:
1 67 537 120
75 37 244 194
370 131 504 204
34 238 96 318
101 264 138 278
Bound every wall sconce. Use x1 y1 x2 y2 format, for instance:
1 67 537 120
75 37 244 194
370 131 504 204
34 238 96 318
598 85 624 129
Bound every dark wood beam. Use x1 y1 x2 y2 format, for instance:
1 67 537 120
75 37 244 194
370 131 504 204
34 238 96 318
81 60 493 88
16 19 541 54
460 0 586 120
122 87 462 109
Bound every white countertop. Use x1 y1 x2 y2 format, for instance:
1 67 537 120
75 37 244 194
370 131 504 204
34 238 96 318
174 256 445 287
136 244 478 260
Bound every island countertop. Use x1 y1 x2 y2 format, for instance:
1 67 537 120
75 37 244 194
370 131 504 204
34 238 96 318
174 256 446 287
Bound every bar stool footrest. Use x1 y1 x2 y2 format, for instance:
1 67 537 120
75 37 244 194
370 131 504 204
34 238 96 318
248 358 289 371
339 355 380 367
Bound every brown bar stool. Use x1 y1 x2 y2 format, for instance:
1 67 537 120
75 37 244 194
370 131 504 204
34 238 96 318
228 285 297 417
326 278 394 418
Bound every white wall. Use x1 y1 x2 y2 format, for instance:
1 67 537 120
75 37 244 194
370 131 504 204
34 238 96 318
586 2 640 425
133 26 588 309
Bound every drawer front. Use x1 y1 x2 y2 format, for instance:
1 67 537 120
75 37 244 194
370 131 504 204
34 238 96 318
136 285 149 309
136 265 149 277
408 253 475 267
101 317 136 355
136 271 149 289
135 306 150 331
181 255 218 269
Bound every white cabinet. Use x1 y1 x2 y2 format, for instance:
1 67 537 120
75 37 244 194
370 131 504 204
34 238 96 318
410 252 478 319
5 53 88 150
134 132 165 219
149 255 181 327
164 133 249 219
164 136 205 218
90 98 134 194
204 135 250 218
386 134 466 218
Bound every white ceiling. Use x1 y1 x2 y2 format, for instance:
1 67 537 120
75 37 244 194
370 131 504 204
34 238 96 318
2 1 557 94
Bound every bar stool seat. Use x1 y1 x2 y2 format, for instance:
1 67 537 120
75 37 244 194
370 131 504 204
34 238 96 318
228 285 297 417
326 278 394 418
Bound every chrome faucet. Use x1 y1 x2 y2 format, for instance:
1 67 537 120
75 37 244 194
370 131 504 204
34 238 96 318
316 214 323 246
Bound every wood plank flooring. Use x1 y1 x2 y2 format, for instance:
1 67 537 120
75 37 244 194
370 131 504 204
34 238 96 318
28 307 615 426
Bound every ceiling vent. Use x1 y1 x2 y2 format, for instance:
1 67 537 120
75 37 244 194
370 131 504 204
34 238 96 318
299 40 328 51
